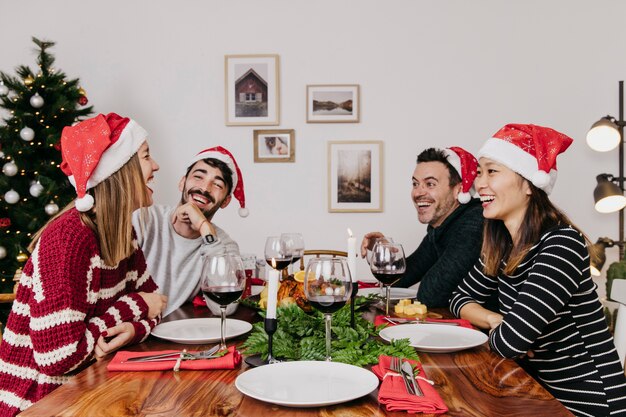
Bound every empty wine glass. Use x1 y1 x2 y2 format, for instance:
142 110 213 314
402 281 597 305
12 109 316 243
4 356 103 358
200 254 246 351
264 236 293 272
281 232 305 273
304 258 353 361
365 236 394 265
370 242 406 315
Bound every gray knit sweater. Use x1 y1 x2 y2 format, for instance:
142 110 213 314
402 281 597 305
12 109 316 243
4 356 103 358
132 205 240 316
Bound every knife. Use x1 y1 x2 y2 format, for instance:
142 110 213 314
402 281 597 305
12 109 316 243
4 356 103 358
384 317 460 326
400 360 423 396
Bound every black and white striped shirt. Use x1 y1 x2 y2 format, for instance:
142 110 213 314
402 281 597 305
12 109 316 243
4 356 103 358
450 226 626 417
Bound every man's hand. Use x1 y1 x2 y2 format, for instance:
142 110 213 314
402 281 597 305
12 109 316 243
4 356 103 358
172 202 209 231
360 232 385 258
94 322 135 358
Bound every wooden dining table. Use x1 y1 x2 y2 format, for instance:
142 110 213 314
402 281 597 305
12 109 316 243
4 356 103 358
19 302 573 417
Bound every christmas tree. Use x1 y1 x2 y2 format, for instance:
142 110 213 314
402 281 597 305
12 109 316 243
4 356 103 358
0 37 93 306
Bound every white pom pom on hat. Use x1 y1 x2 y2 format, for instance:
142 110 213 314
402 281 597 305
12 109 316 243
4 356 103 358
477 124 573 195
443 147 479 204
60 113 148 212
188 146 248 217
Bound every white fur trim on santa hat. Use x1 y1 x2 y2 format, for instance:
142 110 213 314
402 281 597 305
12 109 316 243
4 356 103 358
478 138 558 194
188 152 239 191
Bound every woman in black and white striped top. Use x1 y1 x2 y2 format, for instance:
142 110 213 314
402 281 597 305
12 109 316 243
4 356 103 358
450 124 626 417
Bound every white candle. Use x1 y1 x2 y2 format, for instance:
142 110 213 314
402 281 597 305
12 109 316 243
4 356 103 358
266 259 279 319
347 228 357 283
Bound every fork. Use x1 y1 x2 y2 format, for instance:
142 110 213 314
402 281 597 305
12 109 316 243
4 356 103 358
384 317 460 326
388 357 431 395
125 345 221 362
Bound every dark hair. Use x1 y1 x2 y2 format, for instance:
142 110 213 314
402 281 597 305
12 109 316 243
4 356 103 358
185 158 234 195
416 148 461 187
481 179 597 275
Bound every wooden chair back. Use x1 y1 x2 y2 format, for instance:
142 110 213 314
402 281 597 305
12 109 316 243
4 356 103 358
299 249 348 271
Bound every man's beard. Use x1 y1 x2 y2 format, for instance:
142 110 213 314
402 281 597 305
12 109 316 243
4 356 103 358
181 187 221 219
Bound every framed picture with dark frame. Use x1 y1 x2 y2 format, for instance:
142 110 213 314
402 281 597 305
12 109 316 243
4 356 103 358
225 54 280 126
253 129 295 163
307 84 360 123
328 141 383 212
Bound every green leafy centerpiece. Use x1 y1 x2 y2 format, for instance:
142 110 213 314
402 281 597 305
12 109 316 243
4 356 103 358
241 297 419 366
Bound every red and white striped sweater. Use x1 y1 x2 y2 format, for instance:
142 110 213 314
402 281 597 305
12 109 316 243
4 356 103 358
0 208 160 416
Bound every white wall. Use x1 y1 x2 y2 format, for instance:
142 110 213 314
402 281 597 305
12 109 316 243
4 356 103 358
2 0 624 296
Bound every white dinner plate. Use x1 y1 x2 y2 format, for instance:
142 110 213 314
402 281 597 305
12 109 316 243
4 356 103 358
151 318 252 345
250 285 264 297
379 323 488 353
235 361 378 407
358 287 417 300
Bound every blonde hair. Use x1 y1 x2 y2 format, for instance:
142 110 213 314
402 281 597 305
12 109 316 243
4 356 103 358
29 153 149 266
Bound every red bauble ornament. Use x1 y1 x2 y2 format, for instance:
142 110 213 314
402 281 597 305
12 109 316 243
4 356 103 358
78 95 88 106
0 218 10 228
53 142 61 151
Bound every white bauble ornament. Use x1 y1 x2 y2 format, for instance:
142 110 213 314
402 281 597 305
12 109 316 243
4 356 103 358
2 161 17 177
30 93 44 108
0 82 8 96
0 151 4 159
20 127 35 142
29 182 44 197
45 201 59 216
4 189 19 204
0 246 6 259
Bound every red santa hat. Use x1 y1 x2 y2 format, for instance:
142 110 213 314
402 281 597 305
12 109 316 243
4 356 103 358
188 146 248 217
60 113 148 212
478 124 573 195
443 146 478 204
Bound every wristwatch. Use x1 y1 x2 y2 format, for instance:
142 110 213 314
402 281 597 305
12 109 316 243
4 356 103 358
202 234 216 245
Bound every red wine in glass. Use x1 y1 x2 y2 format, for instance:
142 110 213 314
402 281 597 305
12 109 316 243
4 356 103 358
371 271 403 286
309 297 347 314
266 258 291 270
202 287 243 306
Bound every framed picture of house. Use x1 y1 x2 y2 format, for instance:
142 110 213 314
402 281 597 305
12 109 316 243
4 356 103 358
225 54 280 126
253 129 295 163
328 141 383 212
307 84 360 123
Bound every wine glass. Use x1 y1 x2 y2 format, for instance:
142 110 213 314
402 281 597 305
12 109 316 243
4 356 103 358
304 258 353 361
365 236 394 265
264 236 293 272
370 242 406 315
200 254 246 351
281 232 305 273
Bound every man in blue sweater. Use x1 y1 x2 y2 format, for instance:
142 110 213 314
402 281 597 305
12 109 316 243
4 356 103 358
361 147 484 308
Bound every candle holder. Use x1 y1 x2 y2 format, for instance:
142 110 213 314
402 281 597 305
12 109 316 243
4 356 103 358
350 284 358 329
244 317 280 367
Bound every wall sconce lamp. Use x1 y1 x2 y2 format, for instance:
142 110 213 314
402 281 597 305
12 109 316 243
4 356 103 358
587 80 625 275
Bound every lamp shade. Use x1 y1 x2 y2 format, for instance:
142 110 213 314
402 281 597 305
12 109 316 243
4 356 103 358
594 174 626 213
586 118 621 152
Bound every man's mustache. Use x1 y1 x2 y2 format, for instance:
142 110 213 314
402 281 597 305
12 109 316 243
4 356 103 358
188 189 215 204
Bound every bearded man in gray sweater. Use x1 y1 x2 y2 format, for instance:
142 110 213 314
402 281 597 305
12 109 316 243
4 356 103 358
133 146 247 316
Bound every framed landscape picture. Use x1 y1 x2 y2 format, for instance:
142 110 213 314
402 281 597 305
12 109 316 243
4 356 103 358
307 84 360 123
253 129 295 163
225 54 280 126
328 141 383 212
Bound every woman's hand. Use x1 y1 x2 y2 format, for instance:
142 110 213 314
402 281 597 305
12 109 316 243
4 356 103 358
486 312 503 334
94 322 135 359
138 292 168 319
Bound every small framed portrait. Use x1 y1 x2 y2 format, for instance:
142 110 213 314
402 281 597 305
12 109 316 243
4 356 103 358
225 54 280 126
307 84 360 123
328 141 383 212
254 129 295 163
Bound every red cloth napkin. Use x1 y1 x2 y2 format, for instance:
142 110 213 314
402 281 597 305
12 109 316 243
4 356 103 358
192 294 207 307
249 278 265 286
374 315 474 329
372 355 448 414
107 346 241 371
358 281 380 289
